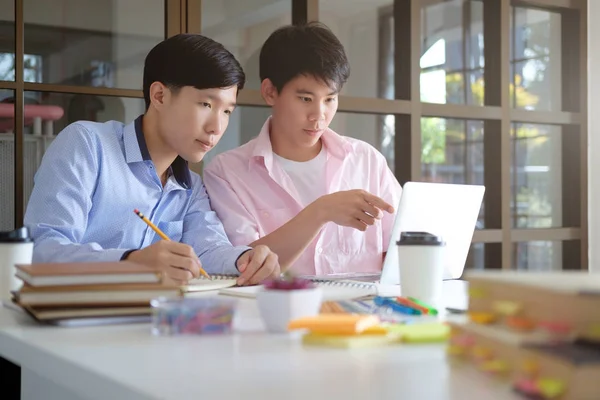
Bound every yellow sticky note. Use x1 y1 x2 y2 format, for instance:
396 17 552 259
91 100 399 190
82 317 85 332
493 300 522 316
586 323 600 340
314 325 388 336
386 323 450 343
521 359 540 376
536 378 565 399
480 359 509 373
471 345 493 361
468 311 496 324
288 314 380 335
447 344 465 356
302 333 400 348
468 287 486 298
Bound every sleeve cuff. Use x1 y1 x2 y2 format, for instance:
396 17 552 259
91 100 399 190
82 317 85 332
120 249 137 261
221 246 251 275
234 248 252 272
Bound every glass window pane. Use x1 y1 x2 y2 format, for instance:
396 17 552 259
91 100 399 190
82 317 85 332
511 123 563 228
329 111 395 172
420 117 485 228
23 92 145 208
24 0 165 89
320 0 393 99
0 0 15 82
330 111 386 149
420 0 484 105
511 7 562 111
464 243 485 270
0 90 15 230
513 241 564 271
201 0 291 91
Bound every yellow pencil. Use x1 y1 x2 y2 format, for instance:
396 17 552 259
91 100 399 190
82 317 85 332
133 209 210 279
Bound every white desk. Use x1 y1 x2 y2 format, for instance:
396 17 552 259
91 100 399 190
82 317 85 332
0 280 521 400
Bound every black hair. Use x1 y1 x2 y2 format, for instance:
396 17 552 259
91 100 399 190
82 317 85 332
259 22 350 93
143 33 245 109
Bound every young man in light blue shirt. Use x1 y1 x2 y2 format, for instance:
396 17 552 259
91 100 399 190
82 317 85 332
24 34 280 286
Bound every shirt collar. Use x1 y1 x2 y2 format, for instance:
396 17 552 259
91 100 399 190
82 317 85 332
250 116 353 169
123 115 192 190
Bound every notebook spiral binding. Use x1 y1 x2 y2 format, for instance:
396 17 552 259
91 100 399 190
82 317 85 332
308 278 377 290
192 274 238 281
195 275 377 292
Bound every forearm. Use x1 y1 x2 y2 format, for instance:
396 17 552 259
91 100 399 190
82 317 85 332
250 202 327 270
32 238 129 263
198 244 250 275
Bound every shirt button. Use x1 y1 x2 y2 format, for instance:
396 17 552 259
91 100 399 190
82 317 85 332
317 247 323 254
262 211 269 217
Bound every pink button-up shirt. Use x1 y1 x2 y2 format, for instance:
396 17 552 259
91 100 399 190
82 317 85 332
203 117 402 276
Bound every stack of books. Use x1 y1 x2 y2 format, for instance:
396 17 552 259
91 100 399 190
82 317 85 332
10 261 182 325
447 270 600 400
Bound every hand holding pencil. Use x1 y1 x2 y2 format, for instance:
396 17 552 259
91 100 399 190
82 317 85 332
123 209 211 283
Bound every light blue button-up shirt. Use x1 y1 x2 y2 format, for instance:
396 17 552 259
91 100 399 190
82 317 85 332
24 115 249 275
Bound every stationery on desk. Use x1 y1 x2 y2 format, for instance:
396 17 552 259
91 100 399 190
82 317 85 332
287 313 450 348
10 261 180 324
447 270 600 400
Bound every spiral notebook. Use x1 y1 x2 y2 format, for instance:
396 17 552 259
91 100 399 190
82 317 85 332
183 274 238 292
218 277 378 301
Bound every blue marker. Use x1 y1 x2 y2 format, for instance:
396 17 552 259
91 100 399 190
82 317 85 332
373 296 422 315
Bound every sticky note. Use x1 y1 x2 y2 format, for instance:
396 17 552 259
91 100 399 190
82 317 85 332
386 323 450 343
538 321 572 334
450 334 475 347
536 378 565 399
493 300 522 316
468 287 485 298
468 311 496 324
480 359 509 374
471 345 493 361
447 344 466 356
521 359 540 376
313 325 388 336
288 314 380 335
302 333 400 348
586 323 600 340
513 378 541 396
506 316 537 332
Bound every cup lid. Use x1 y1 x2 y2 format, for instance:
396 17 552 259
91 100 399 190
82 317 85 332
0 226 32 243
396 231 445 246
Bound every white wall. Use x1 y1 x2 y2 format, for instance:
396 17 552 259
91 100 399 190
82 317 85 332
588 0 599 272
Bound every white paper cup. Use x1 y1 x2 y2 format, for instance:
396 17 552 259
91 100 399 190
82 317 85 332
397 231 446 308
0 227 34 300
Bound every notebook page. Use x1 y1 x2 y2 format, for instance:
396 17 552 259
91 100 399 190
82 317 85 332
219 282 376 301
183 277 237 293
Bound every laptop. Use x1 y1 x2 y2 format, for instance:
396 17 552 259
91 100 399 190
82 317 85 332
379 181 485 285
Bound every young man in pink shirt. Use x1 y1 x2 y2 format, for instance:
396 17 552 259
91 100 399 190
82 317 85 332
203 22 402 276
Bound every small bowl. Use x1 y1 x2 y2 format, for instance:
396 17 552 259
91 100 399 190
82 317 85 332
256 286 323 333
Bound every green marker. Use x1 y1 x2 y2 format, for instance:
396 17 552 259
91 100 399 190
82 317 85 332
407 297 439 315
